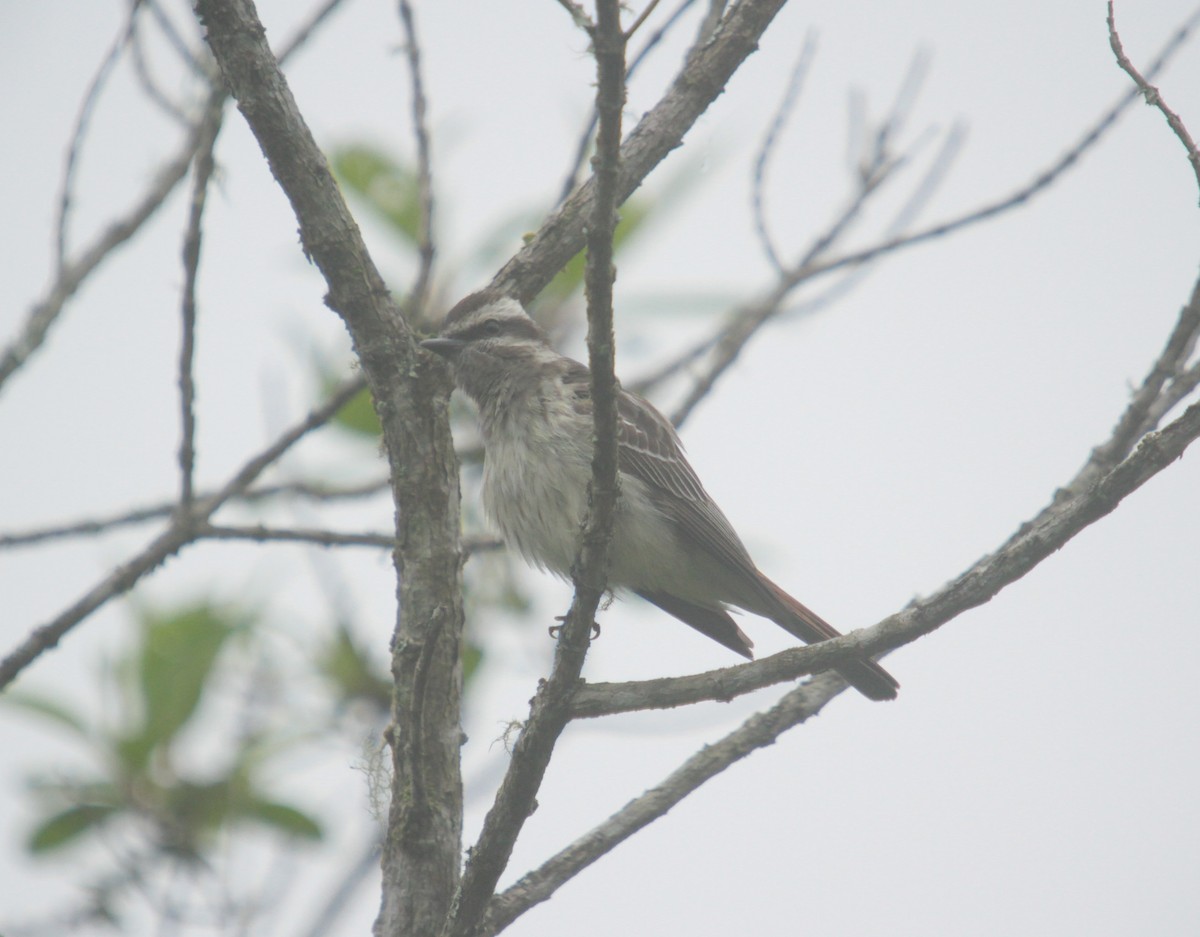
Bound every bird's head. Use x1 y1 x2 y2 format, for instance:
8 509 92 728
421 290 558 405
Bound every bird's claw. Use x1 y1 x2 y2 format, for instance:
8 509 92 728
548 616 601 640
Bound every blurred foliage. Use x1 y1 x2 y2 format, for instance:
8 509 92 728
7 603 324 860
333 145 425 248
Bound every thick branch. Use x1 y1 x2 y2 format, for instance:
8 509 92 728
191 2 465 934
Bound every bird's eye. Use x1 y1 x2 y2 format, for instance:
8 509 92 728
482 318 502 337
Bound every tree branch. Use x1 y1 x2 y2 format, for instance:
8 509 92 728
441 5 627 934
663 9 1199 425
0 477 390 549
1109 0 1200 200
480 671 845 935
397 0 436 319
0 377 365 692
176 110 222 508
493 0 789 304
192 4 467 933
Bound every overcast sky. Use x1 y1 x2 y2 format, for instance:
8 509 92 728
2 2 1200 936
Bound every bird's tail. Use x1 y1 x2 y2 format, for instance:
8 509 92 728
759 576 898 701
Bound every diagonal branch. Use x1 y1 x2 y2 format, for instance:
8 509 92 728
493 0 789 304
0 0 351 397
481 672 846 935
1109 1 1200 199
0 377 365 692
476 349 1200 930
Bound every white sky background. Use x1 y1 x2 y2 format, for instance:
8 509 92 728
2 1 1200 936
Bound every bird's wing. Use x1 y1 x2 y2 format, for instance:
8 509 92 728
561 359 762 582
614 386 765 580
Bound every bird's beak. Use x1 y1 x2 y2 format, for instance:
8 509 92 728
420 337 465 358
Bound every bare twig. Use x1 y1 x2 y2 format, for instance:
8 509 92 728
752 33 817 272
556 0 698 205
177 104 223 507
0 377 366 692
691 0 727 52
276 0 353 62
0 0 348 397
442 6 628 935
0 476 390 550
480 672 846 935
129 6 194 125
1059 257 1200 498
0 88 224 397
624 0 662 39
1108 1 1200 199
143 0 208 77
666 14 1198 426
397 0 436 319
796 6 1197 282
555 0 594 31
493 0 791 304
198 523 396 548
54 8 134 271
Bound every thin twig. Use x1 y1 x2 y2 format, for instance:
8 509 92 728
129 5 193 125
0 377 366 692
0 88 225 397
442 6 628 936
54 7 135 272
198 523 396 548
1059 271 1200 498
1108 1 1200 200
397 0 436 320
0 0 348 397
691 0 727 52
177 104 223 507
668 14 1198 426
752 33 817 273
624 0 662 39
144 0 208 76
0 477 390 550
556 0 698 205
555 0 593 31
277 0 354 63
493 0 791 304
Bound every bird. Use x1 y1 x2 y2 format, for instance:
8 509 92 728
420 289 898 701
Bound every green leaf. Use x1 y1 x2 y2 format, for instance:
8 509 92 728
318 624 391 709
462 640 484 687
241 798 323 841
537 197 653 308
27 803 117 854
2 691 91 738
119 604 243 768
330 380 381 438
331 144 423 246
